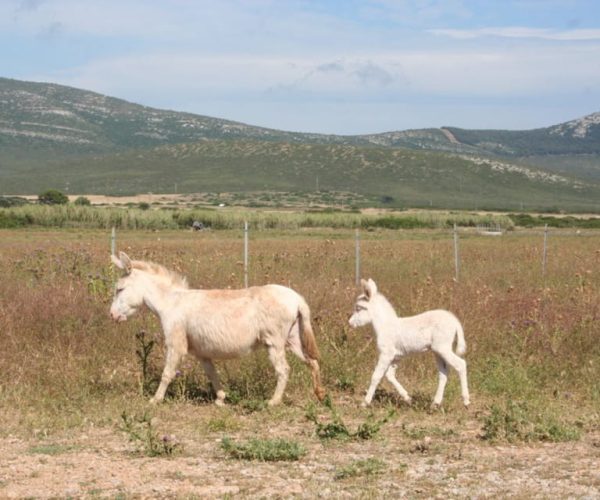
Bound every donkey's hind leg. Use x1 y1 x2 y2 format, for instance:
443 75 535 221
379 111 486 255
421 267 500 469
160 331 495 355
267 344 290 406
287 327 325 402
201 359 226 406
436 349 470 407
385 363 412 404
431 354 449 408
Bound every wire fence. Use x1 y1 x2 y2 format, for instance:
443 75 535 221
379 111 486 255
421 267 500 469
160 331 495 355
109 221 587 289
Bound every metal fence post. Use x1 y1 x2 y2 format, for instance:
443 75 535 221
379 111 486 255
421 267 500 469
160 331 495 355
111 226 116 256
542 224 548 277
453 224 460 282
244 221 249 288
355 228 360 287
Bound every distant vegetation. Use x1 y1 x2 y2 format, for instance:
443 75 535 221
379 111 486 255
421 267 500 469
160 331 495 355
0 203 516 231
2 77 600 213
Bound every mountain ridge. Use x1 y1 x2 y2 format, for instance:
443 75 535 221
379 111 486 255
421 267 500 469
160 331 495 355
1 77 600 212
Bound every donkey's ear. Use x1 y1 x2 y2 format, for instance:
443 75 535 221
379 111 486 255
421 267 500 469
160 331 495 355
364 278 378 299
360 278 369 292
365 278 377 299
112 251 132 274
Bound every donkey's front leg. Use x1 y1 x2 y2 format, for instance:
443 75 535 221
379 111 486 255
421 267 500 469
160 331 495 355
201 359 226 406
363 354 394 407
150 328 187 404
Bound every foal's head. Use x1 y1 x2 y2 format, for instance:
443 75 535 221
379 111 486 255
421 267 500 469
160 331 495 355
109 251 188 322
348 278 379 328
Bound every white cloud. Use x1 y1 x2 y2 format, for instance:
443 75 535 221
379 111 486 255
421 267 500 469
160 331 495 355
430 27 600 41
42 43 599 101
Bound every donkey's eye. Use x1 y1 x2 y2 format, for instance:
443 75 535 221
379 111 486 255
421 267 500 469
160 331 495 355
116 287 125 294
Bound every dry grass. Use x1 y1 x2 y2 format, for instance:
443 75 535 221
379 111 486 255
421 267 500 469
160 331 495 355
1 228 598 431
0 227 599 495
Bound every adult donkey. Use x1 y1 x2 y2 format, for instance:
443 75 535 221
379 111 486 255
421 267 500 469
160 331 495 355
110 252 325 406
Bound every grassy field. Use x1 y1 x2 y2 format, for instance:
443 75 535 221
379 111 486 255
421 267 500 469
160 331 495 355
0 227 599 497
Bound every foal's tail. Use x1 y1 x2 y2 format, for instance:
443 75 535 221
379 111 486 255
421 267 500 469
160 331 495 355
297 298 326 401
455 321 467 357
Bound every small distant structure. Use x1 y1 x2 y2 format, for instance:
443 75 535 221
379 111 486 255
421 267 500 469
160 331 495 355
477 223 503 236
192 220 206 231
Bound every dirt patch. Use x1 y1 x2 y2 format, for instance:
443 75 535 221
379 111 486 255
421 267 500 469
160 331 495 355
1 414 598 498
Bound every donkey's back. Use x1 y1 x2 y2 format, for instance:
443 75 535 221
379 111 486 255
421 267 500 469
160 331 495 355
176 284 305 359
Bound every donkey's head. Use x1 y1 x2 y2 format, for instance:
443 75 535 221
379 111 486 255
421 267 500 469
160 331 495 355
110 251 145 322
348 278 378 328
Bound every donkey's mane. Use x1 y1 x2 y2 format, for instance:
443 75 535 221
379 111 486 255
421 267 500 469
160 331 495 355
373 292 398 318
132 260 189 289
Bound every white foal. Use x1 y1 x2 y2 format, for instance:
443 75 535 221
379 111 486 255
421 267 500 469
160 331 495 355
349 279 470 409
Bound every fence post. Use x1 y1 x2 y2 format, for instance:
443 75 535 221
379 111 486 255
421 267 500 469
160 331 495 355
244 221 249 288
355 228 360 287
542 224 548 277
453 223 460 282
111 226 116 256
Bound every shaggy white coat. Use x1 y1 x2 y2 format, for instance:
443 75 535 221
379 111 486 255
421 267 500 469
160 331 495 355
110 252 325 406
349 279 470 408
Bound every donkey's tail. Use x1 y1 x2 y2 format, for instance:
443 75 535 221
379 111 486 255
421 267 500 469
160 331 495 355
297 297 326 401
455 321 467 357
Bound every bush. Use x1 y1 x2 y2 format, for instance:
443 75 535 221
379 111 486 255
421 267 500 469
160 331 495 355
74 196 91 206
38 189 69 205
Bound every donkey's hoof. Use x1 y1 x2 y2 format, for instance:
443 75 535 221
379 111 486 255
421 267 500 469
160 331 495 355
404 397 413 406
215 399 226 407
360 400 370 408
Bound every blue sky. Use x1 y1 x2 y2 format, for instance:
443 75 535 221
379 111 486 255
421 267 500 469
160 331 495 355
2 0 600 134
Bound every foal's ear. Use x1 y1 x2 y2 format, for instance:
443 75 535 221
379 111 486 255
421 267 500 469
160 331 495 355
363 278 378 299
111 251 133 274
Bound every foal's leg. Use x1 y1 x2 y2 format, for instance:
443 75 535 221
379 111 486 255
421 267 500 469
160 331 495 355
364 353 394 407
431 355 448 408
267 344 290 406
151 328 187 404
385 363 412 404
437 349 470 407
201 359 226 406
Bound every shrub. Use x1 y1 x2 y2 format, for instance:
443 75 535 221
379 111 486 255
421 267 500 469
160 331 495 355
74 196 91 206
120 411 183 457
38 189 69 205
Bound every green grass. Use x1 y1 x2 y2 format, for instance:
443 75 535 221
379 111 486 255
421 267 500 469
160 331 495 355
334 458 388 480
0 203 516 230
481 400 582 443
220 437 306 461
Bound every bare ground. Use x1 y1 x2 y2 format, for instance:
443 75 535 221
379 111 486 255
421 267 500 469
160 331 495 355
1 402 599 499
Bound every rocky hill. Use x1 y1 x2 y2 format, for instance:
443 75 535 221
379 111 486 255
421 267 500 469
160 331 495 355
1 77 599 211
